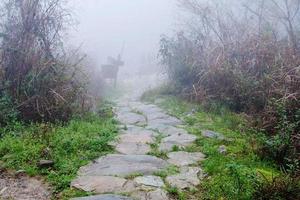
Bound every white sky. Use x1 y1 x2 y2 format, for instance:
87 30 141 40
67 0 177 73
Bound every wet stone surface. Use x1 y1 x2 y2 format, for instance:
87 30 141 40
116 142 151 155
71 176 131 193
71 194 133 200
117 112 146 126
134 175 165 188
77 154 169 177
166 167 204 189
159 133 197 151
167 151 206 166
72 96 206 199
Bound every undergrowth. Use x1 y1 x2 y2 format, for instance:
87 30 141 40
142 90 299 200
0 106 118 199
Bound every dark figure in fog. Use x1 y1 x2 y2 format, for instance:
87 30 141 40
101 54 124 87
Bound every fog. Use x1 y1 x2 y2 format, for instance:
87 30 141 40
67 0 177 77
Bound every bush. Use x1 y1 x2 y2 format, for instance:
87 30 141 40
253 173 300 200
0 113 118 194
0 0 88 122
0 92 18 126
258 101 300 171
160 0 300 172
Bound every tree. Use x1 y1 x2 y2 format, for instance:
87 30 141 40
0 0 86 122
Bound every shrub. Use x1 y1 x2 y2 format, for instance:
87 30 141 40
253 173 300 200
0 0 88 122
160 0 300 172
259 101 300 171
0 92 18 126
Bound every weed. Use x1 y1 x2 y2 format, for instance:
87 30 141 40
0 113 118 198
143 94 280 199
165 186 186 200
124 173 143 180
154 165 180 179
253 173 300 200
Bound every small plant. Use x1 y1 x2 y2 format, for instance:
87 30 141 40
258 101 300 171
154 165 180 179
0 93 19 128
97 101 114 118
147 150 168 159
0 113 118 196
253 173 300 200
124 173 143 180
172 145 181 152
166 186 186 200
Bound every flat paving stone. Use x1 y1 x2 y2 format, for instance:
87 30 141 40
72 97 205 200
118 133 154 144
71 176 133 194
167 151 205 166
115 107 132 114
115 131 154 155
148 117 182 126
77 154 169 177
116 143 151 155
71 194 133 200
134 175 164 188
132 104 163 114
147 112 170 121
146 125 188 137
117 112 146 126
147 189 170 200
130 189 170 200
146 124 171 134
166 167 203 189
120 126 157 136
159 133 197 151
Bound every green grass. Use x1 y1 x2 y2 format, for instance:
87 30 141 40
153 165 180 179
142 92 280 200
0 112 118 199
124 172 144 180
147 133 168 159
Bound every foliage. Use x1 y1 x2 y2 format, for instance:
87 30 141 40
0 112 118 198
142 94 284 199
253 173 300 200
0 92 19 127
0 0 89 122
257 100 300 171
160 0 300 172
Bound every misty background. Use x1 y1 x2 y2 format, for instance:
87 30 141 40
67 0 177 78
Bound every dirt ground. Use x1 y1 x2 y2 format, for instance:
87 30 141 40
0 170 51 200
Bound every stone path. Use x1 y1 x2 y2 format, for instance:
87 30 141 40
71 95 206 200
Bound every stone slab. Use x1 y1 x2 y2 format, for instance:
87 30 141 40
71 176 131 194
116 143 151 155
77 154 169 177
117 112 146 126
159 133 197 151
71 194 133 200
167 151 205 166
134 176 164 188
166 167 203 189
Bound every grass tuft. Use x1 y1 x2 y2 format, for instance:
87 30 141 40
0 112 118 199
142 93 281 199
